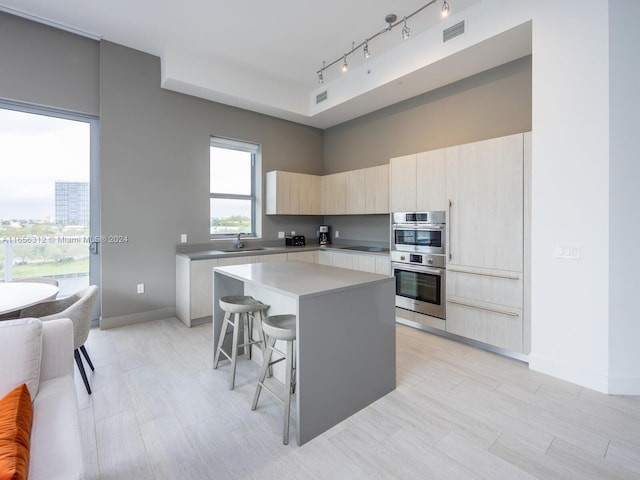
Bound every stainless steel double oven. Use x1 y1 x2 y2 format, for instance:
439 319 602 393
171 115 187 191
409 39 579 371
391 212 446 319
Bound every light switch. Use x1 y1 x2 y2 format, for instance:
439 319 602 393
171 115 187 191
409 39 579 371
180 234 188 243
278 231 285 239
137 283 145 294
335 230 340 238
555 244 580 259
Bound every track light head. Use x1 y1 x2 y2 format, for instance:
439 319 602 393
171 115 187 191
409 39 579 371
402 17 410 40
441 0 450 18
341 55 348 72
364 40 370 59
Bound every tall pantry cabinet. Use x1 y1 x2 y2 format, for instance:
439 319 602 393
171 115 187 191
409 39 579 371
445 133 527 353
390 132 530 354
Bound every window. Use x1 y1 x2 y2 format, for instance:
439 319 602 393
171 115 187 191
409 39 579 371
210 137 259 237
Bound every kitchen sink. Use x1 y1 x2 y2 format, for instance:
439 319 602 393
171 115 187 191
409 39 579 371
215 247 272 253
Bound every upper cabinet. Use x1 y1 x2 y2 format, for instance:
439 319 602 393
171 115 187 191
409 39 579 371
416 149 447 212
446 133 524 272
365 164 389 214
390 151 446 212
322 172 347 215
265 171 321 215
389 154 417 212
266 165 389 215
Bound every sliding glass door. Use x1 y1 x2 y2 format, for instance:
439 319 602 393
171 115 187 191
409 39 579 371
0 102 100 318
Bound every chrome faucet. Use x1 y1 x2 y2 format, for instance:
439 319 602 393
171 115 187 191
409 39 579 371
235 233 245 249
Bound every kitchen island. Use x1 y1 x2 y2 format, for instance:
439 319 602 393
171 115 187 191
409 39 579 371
212 260 396 445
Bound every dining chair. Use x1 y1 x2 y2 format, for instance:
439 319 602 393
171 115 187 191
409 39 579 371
19 285 99 394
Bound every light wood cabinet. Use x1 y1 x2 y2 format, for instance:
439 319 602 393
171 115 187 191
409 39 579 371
416 149 447 211
286 251 319 263
390 153 417 212
176 256 220 327
322 172 346 215
267 165 389 216
444 132 527 353
177 248 391 327
446 265 524 352
265 170 321 215
365 164 389 214
446 133 524 272
345 169 366 214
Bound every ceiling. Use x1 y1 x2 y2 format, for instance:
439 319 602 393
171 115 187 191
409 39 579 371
0 0 531 129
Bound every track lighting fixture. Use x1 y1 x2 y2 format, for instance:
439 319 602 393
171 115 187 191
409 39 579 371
402 17 410 40
316 0 451 83
441 0 450 18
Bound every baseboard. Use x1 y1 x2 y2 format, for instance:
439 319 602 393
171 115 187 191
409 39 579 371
528 353 609 394
607 375 640 396
100 307 176 329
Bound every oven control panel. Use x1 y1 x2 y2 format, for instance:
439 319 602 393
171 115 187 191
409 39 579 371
391 251 445 269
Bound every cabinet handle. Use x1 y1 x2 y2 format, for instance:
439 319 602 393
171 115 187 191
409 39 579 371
447 299 520 317
447 268 521 280
448 199 453 261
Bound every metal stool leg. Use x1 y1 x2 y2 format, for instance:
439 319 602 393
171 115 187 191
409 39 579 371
213 311 232 369
251 335 276 410
229 313 241 390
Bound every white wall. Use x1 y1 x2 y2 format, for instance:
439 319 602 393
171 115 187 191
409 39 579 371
608 0 640 394
528 0 611 392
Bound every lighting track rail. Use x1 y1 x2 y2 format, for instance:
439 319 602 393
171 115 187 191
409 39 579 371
317 0 450 83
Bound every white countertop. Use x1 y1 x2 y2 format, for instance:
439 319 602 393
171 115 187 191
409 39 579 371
214 260 392 299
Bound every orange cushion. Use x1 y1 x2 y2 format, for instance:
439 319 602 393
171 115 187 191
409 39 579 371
0 384 33 480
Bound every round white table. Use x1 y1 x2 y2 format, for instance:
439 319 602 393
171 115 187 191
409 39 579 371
0 282 59 315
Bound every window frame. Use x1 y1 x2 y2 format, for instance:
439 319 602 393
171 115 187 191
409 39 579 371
209 136 260 238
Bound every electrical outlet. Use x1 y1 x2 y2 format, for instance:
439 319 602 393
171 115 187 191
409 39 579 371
137 283 145 294
291 231 296 236
278 231 285 239
335 230 340 238
180 234 187 243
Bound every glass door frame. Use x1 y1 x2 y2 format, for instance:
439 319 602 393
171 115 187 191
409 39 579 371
0 100 101 321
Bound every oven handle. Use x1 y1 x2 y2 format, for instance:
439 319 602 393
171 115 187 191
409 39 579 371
392 263 444 277
392 224 443 230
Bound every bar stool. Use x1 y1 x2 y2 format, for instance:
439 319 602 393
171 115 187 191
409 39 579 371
214 295 269 390
251 314 297 445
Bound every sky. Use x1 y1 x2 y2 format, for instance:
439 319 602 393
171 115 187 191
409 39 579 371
0 107 90 220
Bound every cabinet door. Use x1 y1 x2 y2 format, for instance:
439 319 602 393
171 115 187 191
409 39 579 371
416 149 446 211
365 165 389 214
255 253 287 263
330 251 353 269
287 251 319 263
345 169 366 214
266 171 321 215
446 134 523 272
322 172 346 214
351 254 376 273
375 256 392 275
389 154 417 212
190 258 219 321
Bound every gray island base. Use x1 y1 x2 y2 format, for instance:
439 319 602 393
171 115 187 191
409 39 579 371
212 260 396 445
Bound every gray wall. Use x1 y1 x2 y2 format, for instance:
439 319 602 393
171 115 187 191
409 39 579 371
323 56 532 173
322 56 532 242
99 41 323 320
0 12 99 116
0 11 532 324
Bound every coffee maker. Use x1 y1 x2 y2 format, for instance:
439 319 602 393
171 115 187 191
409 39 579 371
319 225 330 245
